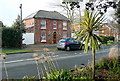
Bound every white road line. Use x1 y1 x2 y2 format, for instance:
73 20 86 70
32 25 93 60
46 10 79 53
5 50 109 64
5 58 34 64
5 60 25 64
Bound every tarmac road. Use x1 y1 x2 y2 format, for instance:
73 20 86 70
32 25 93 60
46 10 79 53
1 45 119 79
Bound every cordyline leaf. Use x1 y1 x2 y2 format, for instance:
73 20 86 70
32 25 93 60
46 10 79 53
93 14 105 28
84 33 90 53
76 10 104 54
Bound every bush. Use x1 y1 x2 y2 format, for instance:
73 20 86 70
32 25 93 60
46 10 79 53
95 56 120 79
2 27 22 48
100 36 114 44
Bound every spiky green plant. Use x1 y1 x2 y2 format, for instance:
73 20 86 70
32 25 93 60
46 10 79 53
76 10 105 79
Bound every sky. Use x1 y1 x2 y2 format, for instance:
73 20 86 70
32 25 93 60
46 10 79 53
0 0 115 27
0 0 63 26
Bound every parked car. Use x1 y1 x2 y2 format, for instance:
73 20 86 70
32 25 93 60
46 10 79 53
56 38 83 51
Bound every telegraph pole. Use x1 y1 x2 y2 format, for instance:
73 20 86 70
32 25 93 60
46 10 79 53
20 4 22 27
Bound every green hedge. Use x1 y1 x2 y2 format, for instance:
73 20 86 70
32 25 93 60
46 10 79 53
2 27 22 48
100 36 114 44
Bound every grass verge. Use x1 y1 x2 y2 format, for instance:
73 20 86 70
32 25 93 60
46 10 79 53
0 50 32 54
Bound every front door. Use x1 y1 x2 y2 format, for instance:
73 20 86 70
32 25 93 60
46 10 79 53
53 32 56 44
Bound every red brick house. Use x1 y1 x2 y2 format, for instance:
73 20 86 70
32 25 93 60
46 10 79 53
99 24 115 37
23 10 71 44
72 23 116 37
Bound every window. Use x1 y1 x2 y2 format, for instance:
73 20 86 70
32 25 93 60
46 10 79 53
59 39 66 42
41 31 46 42
63 32 67 38
68 39 74 43
53 21 57 29
40 20 46 29
63 22 67 30
102 30 104 33
58 24 62 28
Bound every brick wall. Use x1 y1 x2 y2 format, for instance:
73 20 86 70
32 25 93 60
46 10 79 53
23 18 35 33
99 25 115 37
34 18 71 44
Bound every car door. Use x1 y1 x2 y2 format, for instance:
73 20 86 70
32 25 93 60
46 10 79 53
73 39 81 49
68 38 79 49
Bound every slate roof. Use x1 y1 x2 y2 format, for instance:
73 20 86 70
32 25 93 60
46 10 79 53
24 10 69 21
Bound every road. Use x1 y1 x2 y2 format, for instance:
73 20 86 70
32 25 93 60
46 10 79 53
1 45 119 79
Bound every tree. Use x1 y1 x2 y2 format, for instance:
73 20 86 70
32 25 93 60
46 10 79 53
12 15 26 33
85 0 117 14
115 0 120 24
114 0 120 42
107 20 120 42
52 0 82 33
76 10 104 79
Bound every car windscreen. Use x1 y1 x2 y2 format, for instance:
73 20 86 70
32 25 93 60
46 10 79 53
59 39 66 42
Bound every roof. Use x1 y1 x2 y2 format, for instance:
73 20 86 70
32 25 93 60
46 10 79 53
24 11 38 20
103 23 114 29
24 10 69 21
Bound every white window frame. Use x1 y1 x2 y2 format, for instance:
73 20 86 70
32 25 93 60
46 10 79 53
40 20 46 29
102 30 104 33
63 32 67 38
41 31 46 42
53 21 57 29
63 22 67 30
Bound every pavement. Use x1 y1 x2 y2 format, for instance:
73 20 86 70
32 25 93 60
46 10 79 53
23 44 56 50
1 44 120 55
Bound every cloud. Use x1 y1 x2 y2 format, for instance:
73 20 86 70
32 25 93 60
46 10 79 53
0 0 61 26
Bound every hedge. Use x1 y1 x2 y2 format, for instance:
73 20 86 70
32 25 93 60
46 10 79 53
100 36 114 44
2 27 22 48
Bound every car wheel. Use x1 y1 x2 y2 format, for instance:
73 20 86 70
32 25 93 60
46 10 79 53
66 46 71 51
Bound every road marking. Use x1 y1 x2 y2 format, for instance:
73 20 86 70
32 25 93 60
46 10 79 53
5 58 35 64
5 49 109 64
5 60 25 64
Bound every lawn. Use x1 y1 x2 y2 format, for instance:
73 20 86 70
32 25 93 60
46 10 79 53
0 50 32 54
102 42 120 46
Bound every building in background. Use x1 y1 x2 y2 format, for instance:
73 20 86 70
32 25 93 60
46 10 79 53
23 10 71 44
99 23 115 37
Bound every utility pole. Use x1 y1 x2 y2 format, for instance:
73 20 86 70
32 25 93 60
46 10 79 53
20 4 22 27
19 4 23 46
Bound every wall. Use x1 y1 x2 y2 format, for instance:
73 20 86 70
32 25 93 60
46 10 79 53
23 18 35 33
99 25 115 36
22 33 34 45
34 18 71 44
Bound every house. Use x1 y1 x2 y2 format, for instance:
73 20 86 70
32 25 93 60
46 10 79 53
99 23 115 37
72 23 116 37
23 10 71 44
72 24 99 36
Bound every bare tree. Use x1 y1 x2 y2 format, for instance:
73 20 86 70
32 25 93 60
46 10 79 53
50 0 82 32
107 20 120 42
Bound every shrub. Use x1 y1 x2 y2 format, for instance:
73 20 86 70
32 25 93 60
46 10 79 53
2 27 22 48
95 56 120 79
100 36 114 44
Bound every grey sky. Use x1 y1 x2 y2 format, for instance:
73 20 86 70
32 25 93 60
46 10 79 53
0 0 62 26
0 0 115 26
